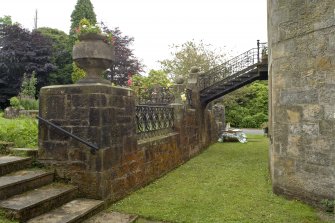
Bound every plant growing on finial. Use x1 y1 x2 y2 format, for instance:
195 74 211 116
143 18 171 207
74 18 114 46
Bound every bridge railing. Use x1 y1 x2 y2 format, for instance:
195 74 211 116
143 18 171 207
198 41 267 90
136 85 175 106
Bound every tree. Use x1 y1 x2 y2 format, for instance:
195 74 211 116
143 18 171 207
221 81 268 128
132 69 171 89
70 0 97 42
0 23 55 107
102 26 144 86
0 15 12 25
37 27 73 84
159 40 226 79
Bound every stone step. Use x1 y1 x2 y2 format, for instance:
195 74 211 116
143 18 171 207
0 183 78 222
0 169 54 200
27 198 104 223
84 211 138 223
0 156 32 176
9 148 38 159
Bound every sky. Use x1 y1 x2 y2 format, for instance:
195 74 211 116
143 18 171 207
1 0 267 73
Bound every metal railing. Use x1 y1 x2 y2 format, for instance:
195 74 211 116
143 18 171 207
136 105 174 139
37 116 99 154
136 86 175 105
198 40 267 90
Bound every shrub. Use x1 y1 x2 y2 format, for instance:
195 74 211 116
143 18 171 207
19 97 39 110
9 97 21 109
20 72 37 98
0 116 38 148
241 115 257 128
9 96 39 110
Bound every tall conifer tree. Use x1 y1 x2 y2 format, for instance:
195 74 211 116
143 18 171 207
70 0 97 39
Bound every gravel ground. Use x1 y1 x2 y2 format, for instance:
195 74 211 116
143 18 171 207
240 128 264 135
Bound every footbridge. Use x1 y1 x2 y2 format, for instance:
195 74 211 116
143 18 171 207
198 41 268 106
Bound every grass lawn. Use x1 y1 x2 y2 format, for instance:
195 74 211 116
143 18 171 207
111 135 333 223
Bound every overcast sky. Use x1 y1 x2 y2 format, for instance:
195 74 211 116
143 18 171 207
1 0 267 73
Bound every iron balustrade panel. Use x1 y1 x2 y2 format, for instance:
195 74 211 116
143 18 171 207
136 105 174 139
198 42 268 91
137 86 175 105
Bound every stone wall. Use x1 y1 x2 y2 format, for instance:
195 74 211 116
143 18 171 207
38 83 219 201
39 84 137 199
268 0 335 206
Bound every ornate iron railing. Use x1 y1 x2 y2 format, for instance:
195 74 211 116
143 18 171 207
198 41 267 90
136 105 174 139
137 86 175 105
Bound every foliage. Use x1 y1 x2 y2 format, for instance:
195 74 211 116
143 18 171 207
8 72 39 110
321 199 334 212
37 27 73 85
74 19 113 46
70 0 97 44
131 70 172 97
9 97 21 109
17 98 39 110
0 209 17 223
112 136 325 223
20 72 37 98
0 116 38 148
159 40 226 79
102 25 144 86
9 96 38 110
0 15 12 25
76 18 101 35
221 81 268 128
131 70 171 89
0 23 56 107
72 62 86 83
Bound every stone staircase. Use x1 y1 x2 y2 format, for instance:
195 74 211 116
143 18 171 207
0 155 104 222
0 150 165 223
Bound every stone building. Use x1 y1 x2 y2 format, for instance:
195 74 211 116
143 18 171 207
268 0 335 206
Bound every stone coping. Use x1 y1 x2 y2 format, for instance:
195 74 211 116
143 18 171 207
138 132 179 145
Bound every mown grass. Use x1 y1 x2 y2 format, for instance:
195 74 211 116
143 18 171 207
111 135 332 223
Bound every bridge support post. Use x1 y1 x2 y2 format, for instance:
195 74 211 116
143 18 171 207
184 67 219 149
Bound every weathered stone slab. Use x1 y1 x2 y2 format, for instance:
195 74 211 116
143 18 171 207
28 199 104 223
84 211 137 223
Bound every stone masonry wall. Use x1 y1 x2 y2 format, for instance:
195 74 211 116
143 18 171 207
39 83 219 201
268 0 335 206
39 84 137 199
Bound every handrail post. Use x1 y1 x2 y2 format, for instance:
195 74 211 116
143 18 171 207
257 39 260 63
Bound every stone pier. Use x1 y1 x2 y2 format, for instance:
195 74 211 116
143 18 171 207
268 0 335 206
